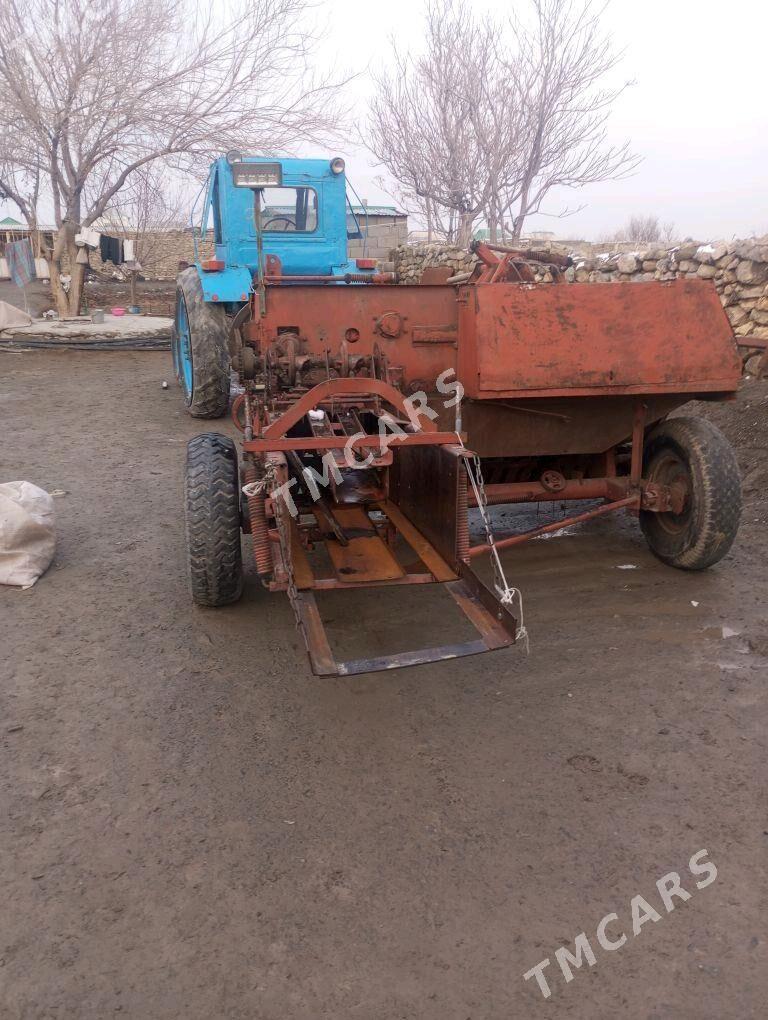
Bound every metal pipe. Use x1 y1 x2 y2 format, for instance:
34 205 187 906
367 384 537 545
467 495 640 557
263 272 397 285
474 241 572 268
468 477 628 506
254 189 266 318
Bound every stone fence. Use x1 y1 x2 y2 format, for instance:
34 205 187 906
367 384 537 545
394 243 478 283
393 239 768 347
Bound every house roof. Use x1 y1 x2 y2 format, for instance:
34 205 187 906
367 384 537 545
350 205 405 218
0 216 24 226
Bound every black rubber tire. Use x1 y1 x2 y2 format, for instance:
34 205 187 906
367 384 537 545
640 416 741 570
175 267 230 418
184 433 243 606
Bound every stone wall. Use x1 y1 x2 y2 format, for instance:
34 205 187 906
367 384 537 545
393 238 768 345
394 243 478 283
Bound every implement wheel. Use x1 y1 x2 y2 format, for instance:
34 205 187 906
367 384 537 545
173 267 230 418
185 433 243 606
640 416 741 570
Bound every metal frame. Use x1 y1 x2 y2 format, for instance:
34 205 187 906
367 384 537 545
272 500 515 677
463 400 682 557
229 271 740 674
241 377 519 676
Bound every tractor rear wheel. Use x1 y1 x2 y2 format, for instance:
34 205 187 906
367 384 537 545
185 433 243 606
173 267 230 418
640 416 741 570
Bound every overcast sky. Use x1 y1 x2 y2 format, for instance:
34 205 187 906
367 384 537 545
2 0 763 240
321 0 767 241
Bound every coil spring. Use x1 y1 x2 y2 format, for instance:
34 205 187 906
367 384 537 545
456 473 469 563
244 465 272 577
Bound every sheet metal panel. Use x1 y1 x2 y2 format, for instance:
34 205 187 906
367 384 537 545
460 279 741 399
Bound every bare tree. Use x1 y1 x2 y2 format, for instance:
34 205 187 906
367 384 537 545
497 0 639 241
608 214 675 244
367 2 502 246
0 0 345 316
367 0 638 247
0 155 41 232
101 165 187 305
609 214 659 243
374 174 457 243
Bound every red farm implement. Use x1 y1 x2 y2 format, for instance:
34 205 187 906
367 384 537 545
178 225 742 676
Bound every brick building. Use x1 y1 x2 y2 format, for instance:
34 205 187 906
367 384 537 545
347 205 407 262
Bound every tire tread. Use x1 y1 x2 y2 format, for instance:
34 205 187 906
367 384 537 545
176 267 230 419
184 433 243 605
640 416 741 570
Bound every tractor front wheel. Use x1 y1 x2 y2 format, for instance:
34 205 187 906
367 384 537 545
640 416 741 570
173 267 230 418
184 433 243 606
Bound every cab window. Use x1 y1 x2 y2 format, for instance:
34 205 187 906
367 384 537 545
260 187 318 233
202 169 224 244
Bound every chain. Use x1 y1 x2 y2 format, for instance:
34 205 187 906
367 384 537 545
272 483 307 646
277 505 301 614
457 434 530 651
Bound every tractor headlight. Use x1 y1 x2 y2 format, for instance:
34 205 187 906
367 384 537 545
330 157 345 175
231 161 283 188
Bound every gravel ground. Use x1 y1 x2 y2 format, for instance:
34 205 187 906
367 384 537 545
0 351 766 1019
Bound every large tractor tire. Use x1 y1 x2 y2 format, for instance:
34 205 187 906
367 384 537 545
173 267 230 418
640 416 741 570
184 433 243 606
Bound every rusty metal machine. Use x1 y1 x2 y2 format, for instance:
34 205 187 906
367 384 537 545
177 164 743 676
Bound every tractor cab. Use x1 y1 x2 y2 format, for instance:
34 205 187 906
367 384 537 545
193 153 367 304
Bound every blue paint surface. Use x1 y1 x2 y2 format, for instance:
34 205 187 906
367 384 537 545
194 157 364 305
174 287 193 398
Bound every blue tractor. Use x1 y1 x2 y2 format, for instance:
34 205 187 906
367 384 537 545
172 152 372 417
173 155 524 675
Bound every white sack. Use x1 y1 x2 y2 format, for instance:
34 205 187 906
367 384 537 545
0 300 32 331
0 482 56 588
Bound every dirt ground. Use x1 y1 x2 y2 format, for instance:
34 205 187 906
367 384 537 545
1 351 766 1019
